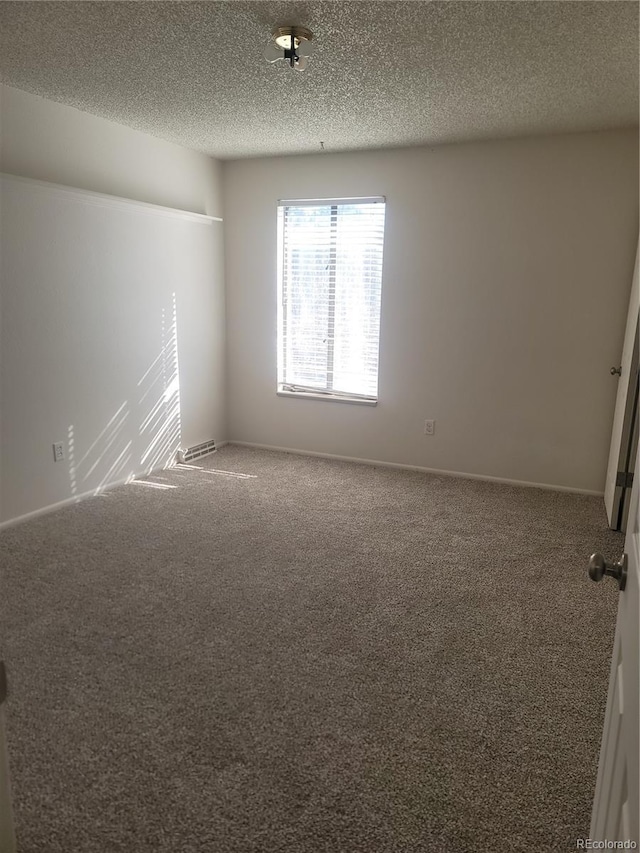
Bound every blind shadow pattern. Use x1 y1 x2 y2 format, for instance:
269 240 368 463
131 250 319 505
65 294 182 499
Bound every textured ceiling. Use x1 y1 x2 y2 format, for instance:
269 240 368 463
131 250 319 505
1 1 638 160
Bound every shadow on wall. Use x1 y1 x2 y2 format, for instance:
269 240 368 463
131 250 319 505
138 293 182 474
65 294 182 500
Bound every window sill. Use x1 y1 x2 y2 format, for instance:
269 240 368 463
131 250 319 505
277 389 377 407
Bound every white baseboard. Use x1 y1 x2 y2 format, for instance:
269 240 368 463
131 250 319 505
227 441 604 497
0 474 138 531
0 440 232 531
0 437 602 530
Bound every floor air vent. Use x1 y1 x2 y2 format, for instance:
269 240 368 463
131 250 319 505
177 440 217 464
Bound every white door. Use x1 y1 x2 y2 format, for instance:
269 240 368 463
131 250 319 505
590 439 639 844
0 663 16 853
605 241 639 529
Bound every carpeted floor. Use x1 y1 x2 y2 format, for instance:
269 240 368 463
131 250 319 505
0 445 622 853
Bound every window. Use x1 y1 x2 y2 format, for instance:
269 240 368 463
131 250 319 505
277 197 386 404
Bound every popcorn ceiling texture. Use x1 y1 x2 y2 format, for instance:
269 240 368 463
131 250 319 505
0 1 638 159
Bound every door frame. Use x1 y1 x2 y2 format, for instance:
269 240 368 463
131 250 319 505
605 241 639 531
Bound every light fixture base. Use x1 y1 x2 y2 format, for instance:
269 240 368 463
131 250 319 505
272 25 313 50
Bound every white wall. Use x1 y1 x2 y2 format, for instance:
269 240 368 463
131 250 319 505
223 130 639 493
0 85 222 217
0 87 226 525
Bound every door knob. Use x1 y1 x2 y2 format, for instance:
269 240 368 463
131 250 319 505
588 553 627 591
611 366 622 376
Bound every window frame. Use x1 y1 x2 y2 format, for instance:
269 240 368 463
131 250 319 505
276 196 386 406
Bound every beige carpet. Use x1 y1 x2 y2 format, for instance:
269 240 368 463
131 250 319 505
0 445 622 852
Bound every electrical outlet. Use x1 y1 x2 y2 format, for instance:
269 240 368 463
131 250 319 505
53 442 65 462
424 419 435 436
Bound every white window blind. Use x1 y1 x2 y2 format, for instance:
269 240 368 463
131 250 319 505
277 197 386 402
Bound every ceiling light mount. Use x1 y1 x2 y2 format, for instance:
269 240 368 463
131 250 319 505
265 25 314 71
